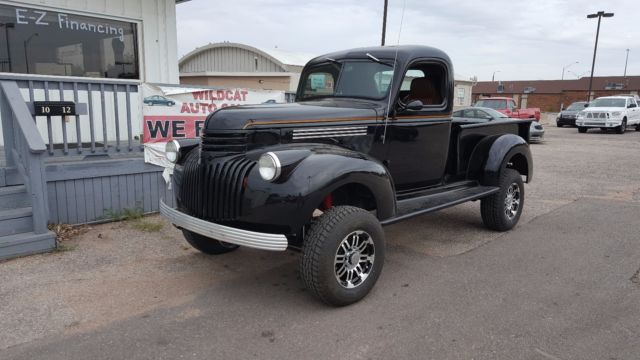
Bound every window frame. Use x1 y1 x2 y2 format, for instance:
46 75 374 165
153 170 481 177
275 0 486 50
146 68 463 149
0 2 144 82
394 58 450 113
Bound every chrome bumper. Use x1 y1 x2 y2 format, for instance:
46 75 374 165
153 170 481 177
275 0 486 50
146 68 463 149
160 200 288 251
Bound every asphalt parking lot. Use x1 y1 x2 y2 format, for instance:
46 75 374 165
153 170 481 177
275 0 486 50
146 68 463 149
1 121 640 359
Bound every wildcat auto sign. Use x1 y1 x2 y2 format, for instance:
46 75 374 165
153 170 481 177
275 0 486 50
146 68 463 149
142 84 285 143
142 84 285 168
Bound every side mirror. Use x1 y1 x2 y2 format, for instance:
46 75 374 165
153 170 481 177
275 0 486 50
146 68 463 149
405 100 423 111
584 103 589 108
627 103 637 108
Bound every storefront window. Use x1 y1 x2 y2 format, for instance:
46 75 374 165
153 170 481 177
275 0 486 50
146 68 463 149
0 4 139 79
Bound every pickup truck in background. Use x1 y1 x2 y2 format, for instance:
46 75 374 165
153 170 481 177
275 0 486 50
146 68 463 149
161 45 533 306
475 97 541 121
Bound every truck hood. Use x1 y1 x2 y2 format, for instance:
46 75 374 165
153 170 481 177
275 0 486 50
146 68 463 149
560 109 581 116
205 99 382 130
581 107 625 113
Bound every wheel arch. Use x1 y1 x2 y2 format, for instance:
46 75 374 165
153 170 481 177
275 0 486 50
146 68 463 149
467 133 533 184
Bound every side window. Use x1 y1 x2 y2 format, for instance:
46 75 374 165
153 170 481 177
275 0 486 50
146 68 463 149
462 109 475 118
399 63 446 109
303 71 336 97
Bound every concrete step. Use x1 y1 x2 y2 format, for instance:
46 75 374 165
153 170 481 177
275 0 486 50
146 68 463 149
0 185 31 210
0 231 56 260
0 206 34 237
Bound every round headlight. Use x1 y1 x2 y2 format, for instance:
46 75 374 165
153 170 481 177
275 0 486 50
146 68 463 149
165 140 180 163
258 152 281 182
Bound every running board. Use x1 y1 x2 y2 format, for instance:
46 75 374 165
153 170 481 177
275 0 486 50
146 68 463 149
381 186 499 226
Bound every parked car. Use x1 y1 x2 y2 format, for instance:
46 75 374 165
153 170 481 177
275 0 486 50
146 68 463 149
453 107 543 142
529 121 545 142
161 45 533 306
452 106 509 122
576 96 640 134
556 101 588 127
143 95 175 106
474 97 541 121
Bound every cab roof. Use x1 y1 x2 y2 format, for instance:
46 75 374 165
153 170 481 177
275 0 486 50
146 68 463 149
305 45 452 67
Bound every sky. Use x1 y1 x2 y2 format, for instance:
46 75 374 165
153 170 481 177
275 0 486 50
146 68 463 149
176 0 640 82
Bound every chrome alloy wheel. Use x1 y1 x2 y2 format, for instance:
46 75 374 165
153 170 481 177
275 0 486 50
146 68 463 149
504 182 521 220
334 230 375 289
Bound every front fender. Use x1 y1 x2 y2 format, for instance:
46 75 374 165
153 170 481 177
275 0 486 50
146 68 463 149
240 144 395 234
467 134 532 185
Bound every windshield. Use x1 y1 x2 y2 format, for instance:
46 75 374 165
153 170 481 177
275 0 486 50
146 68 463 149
589 98 626 108
475 99 507 109
300 61 394 100
567 102 586 110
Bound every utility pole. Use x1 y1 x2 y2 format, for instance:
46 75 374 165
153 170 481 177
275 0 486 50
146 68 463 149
624 48 629 78
381 0 388 46
586 11 614 102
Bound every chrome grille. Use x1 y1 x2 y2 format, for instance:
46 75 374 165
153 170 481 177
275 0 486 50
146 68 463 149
586 112 608 119
201 130 249 155
180 151 255 221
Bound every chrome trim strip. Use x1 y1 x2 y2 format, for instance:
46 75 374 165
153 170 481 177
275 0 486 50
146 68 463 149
160 200 288 251
293 132 368 139
294 126 368 133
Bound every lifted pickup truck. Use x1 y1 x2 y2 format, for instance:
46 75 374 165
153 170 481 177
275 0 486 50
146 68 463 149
161 45 533 306
475 97 541 121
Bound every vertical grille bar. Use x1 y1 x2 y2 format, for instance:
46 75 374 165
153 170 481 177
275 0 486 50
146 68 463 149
179 155 254 221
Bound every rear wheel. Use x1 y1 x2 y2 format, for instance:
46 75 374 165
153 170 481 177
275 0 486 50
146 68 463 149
616 119 627 134
481 169 524 231
182 230 239 255
578 127 587 133
300 206 385 306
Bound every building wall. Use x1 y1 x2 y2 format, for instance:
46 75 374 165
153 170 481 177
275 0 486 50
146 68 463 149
3 0 180 83
453 81 472 108
180 46 286 73
180 75 294 91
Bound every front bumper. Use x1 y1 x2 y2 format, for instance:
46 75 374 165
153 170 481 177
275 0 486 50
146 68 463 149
557 117 576 126
160 200 288 251
576 119 623 128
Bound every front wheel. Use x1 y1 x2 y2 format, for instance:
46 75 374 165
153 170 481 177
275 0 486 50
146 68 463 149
182 230 239 255
636 123 640 132
616 119 627 134
481 169 525 231
300 206 385 306
578 127 587 133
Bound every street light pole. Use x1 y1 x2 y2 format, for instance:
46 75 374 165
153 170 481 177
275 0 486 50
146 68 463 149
23 33 38 74
492 70 500 82
623 48 630 78
586 11 614 102
562 61 579 80
0 22 15 72
381 0 388 46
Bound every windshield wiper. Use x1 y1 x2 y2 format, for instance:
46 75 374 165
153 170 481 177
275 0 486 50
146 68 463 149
325 57 341 65
365 53 393 67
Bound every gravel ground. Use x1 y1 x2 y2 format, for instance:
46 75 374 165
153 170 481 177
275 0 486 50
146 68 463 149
1 120 639 356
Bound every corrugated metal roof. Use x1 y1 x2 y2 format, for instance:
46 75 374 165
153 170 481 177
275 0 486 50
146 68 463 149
473 76 640 94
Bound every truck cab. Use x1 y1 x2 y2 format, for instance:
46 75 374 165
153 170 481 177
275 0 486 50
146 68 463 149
161 45 533 306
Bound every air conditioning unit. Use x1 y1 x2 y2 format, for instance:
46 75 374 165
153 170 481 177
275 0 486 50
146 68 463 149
523 87 536 93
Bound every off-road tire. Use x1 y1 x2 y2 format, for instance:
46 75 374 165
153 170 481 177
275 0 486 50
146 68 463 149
481 169 524 231
182 230 239 255
300 206 385 306
616 119 627 134
578 127 587 133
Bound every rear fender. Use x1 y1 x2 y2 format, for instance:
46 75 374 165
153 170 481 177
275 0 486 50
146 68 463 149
467 134 532 185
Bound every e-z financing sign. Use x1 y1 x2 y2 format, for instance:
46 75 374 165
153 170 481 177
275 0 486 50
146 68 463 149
142 84 285 143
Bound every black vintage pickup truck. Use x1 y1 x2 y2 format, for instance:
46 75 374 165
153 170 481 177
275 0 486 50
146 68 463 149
161 45 532 306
